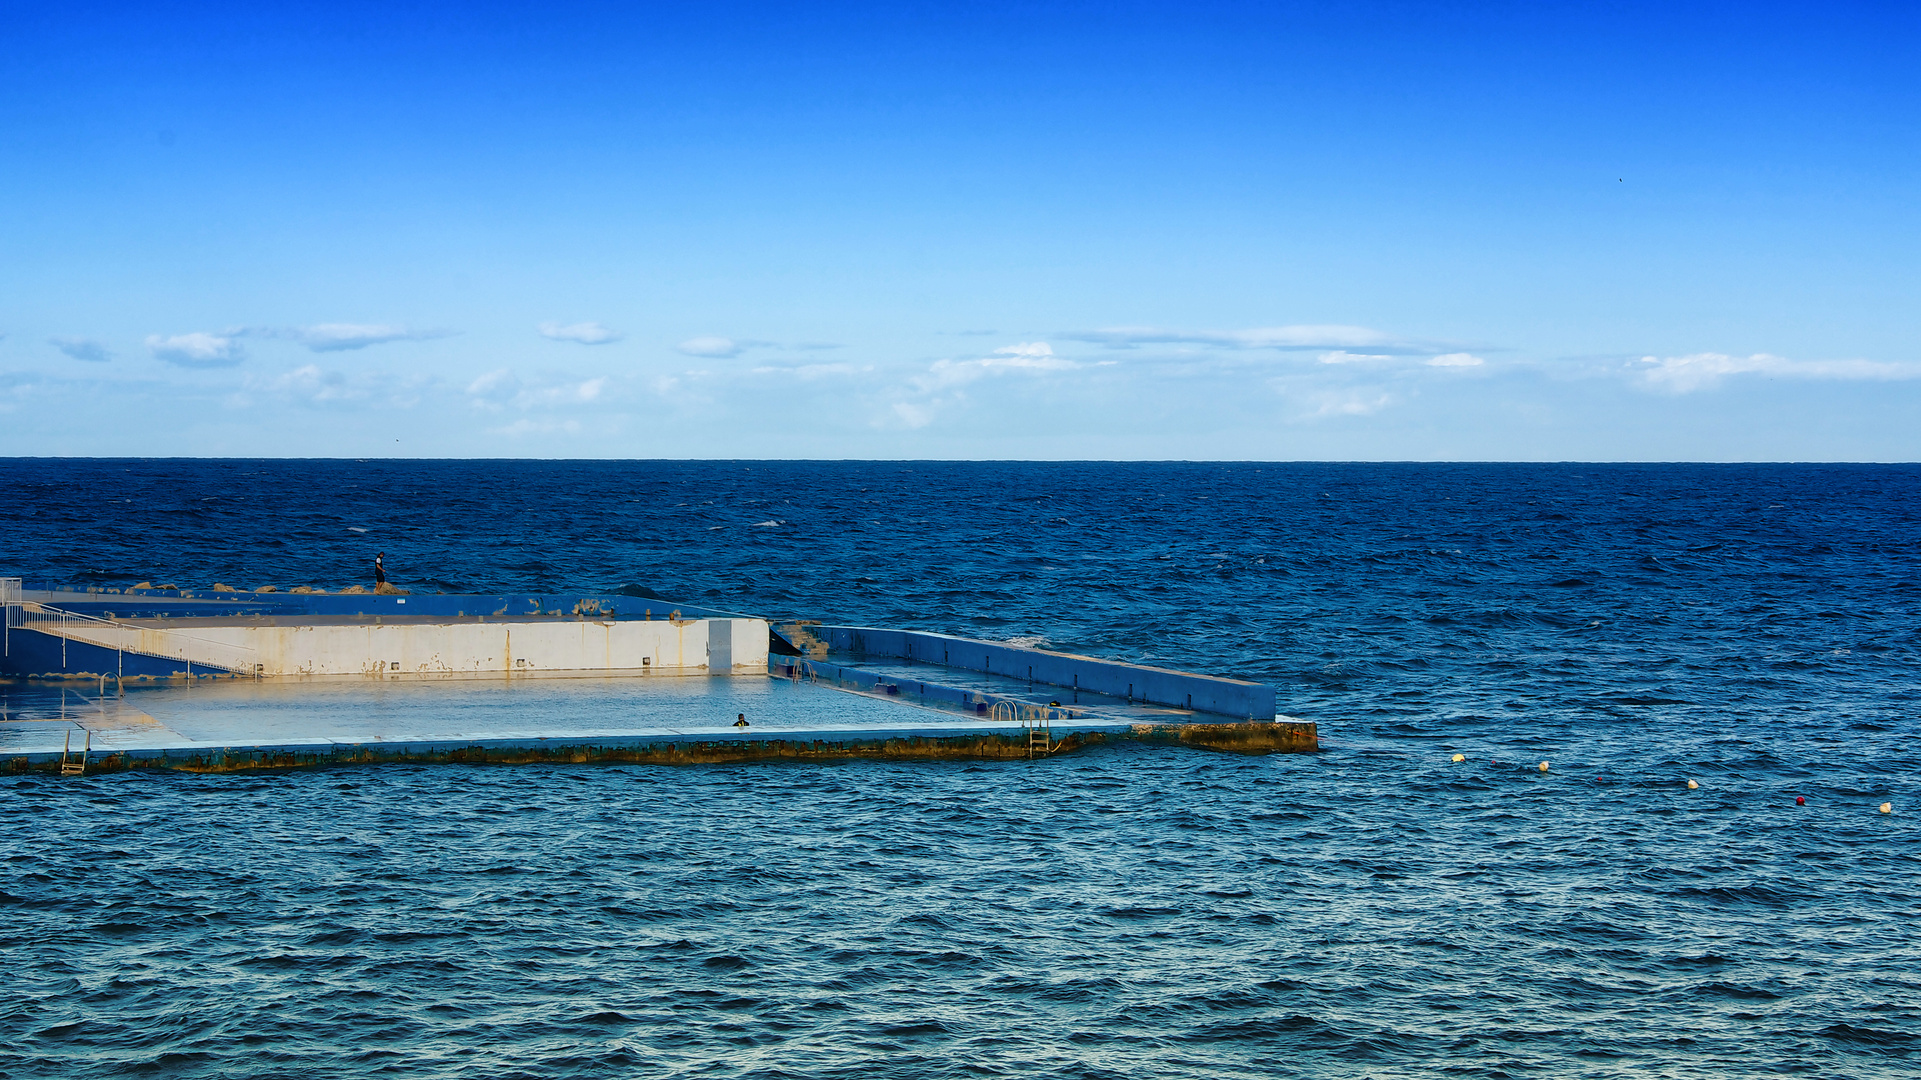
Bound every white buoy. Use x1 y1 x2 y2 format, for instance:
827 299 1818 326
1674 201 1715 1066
1882 803 1894 814
1539 761 1550 773
1687 779 1698 790
1451 753 1465 763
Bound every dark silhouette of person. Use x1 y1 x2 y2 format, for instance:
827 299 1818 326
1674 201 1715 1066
375 553 386 586
733 713 749 727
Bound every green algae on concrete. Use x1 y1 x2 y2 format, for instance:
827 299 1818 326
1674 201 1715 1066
7 721 1317 775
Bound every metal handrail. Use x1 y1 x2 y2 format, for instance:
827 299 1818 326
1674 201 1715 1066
10 599 259 676
989 699 1055 756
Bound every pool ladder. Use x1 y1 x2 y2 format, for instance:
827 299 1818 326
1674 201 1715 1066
60 727 91 776
992 701 1055 758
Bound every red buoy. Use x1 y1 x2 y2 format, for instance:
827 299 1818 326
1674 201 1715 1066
1796 796 1806 805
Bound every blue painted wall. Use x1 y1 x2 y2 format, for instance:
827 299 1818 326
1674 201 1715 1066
811 626 1275 720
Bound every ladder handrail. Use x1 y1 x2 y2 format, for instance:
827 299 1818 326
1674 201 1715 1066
987 699 1055 756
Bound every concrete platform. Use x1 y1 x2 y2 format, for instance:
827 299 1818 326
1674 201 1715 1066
0 677 1317 773
1 582 767 680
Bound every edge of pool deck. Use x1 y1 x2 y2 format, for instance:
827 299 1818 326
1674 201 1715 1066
5 718 1320 773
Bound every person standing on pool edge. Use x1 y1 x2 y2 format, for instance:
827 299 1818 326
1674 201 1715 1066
374 553 386 588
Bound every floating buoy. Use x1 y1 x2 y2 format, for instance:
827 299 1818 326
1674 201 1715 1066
1539 761 1550 773
1687 779 1698 789
1451 753 1465 763
1796 796 1806 805
1881 802 1893 814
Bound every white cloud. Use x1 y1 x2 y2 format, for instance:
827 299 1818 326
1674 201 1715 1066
751 362 873 380
1311 391 1394 417
146 324 446 363
877 342 1089 427
1272 383 1396 420
291 324 451 352
466 368 516 402
245 364 429 409
540 321 622 345
465 368 607 410
913 342 1077 392
1316 350 1396 365
491 418 584 437
1637 352 1921 393
50 336 112 362
271 364 361 405
147 331 244 367
1427 352 1486 367
892 402 934 428
1069 324 1424 353
993 341 1057 360
679 336 743 358
0 372 38 413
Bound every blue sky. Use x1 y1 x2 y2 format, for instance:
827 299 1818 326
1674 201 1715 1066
2 1 1915 459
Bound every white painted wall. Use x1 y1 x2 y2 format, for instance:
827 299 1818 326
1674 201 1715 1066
52 617 770 679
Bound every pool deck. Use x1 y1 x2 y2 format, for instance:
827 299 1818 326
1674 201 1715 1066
0 673 1316 773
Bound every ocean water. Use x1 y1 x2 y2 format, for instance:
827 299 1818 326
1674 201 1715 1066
2 459 1917 1077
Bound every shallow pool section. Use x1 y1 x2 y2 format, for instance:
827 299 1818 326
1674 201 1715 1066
0 676 1010 758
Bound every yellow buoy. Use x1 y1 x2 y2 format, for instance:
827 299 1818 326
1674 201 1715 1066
1539 761 1550 772
1687 780 1698 790
1882 803 1894 814
1451 753 1465 763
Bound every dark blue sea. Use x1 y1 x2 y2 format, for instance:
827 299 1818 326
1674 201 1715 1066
3 459 1918 1078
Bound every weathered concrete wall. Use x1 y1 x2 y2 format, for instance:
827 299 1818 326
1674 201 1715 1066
4 719 1317 774
26 617 769 679
806 625 1276 719
7 732 1103 773
1132 721 1319 755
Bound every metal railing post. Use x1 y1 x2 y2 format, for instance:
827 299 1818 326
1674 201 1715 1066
1 577 15 657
